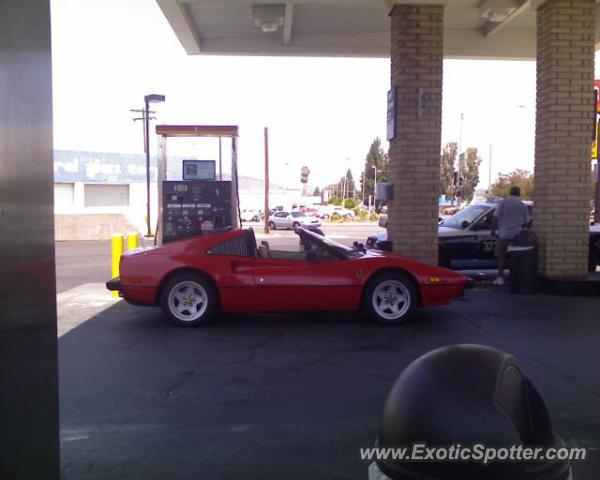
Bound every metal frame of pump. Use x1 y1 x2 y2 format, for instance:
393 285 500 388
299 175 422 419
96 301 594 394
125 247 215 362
155 125 240 245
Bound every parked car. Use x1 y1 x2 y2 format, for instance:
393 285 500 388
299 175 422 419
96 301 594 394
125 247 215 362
320 206 355 219
240 209 261 222
269 211 322 230
300 207 320 217
106 228 471 326
367 200 600 272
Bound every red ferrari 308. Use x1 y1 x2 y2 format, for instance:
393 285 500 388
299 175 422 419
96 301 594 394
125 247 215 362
107 228 470 327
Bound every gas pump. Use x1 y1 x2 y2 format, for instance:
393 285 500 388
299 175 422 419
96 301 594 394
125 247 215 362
155 125 240 244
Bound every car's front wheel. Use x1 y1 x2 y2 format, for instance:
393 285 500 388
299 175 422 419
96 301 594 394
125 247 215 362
269 221 276 230
160 273 217 327
363 272 417 325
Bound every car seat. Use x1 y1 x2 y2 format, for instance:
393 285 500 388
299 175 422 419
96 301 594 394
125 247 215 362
258 241 271 258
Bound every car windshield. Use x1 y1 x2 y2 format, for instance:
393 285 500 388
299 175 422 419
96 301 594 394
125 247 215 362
297 229 362 259
291 212 305 218
443 205 492 229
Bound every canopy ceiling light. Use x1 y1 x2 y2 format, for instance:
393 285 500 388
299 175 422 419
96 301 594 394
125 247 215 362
479 0 521 22
252 3 285 32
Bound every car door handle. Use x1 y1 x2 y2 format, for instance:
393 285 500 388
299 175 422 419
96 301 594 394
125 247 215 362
231 262 252 273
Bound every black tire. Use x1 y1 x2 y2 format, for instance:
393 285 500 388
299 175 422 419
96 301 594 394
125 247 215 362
362 272 417 325
293 221 300 229
160 272 217 327
269 221 276 230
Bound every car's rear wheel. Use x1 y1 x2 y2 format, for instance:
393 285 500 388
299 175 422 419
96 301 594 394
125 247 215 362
363 272 417 325
269 221 276 230
160 273 216 327
293 221 300 229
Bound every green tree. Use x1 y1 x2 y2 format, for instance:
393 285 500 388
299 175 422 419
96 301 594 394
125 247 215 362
459 147 481 203
345 168 355 198
440 142 457 197
490 169 534 200
360 137 389 200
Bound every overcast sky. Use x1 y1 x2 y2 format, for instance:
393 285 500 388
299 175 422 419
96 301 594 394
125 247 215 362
50 0 596 189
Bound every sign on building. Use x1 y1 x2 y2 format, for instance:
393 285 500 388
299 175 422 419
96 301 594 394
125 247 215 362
386 87 396 141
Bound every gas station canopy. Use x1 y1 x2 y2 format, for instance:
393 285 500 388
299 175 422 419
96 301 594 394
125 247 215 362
158 0 600 60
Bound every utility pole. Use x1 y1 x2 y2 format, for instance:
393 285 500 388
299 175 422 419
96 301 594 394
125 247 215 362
362 170 365 205
218 137 223 181
132 94 164 238
264 127 270 234
457 112 464 198
488 143 493 194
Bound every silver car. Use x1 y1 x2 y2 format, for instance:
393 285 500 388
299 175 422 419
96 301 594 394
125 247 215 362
268 211 322 230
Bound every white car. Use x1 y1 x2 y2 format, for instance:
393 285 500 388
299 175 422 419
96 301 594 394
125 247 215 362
319 206 355 218
240 209 261 222
269 211 322 230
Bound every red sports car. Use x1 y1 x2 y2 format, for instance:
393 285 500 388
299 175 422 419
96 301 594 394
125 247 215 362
106 228 470 327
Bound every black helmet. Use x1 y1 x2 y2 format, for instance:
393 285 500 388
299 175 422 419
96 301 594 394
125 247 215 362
376 344 571 480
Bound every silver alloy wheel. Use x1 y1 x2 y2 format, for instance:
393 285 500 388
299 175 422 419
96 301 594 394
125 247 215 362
372 280 411 320
167 281 208 322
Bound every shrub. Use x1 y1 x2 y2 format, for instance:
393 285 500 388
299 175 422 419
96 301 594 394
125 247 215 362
343 198 358 209
330 212 343 222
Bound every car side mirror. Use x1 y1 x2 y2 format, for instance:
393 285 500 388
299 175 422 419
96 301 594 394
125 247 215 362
461 220 470 229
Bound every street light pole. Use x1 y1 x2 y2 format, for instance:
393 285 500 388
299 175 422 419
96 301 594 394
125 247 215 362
372 165 378 210
142 94 165 238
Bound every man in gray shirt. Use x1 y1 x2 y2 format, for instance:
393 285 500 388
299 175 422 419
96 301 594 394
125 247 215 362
491 186 529 285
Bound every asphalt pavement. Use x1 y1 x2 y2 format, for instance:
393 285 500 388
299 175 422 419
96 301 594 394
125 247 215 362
58 285 600 480
55 223 600 479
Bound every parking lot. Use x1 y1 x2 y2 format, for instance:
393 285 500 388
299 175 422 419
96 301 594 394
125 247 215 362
56 224 600 480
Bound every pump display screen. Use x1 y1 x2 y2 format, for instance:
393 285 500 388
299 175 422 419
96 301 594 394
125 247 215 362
183 160 216 181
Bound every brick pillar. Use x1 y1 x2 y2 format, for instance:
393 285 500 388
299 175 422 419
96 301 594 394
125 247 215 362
388 4 443 265
535 0 595 277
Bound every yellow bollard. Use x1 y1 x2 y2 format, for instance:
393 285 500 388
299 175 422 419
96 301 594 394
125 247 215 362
126 232 139 251
111 234 124 298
